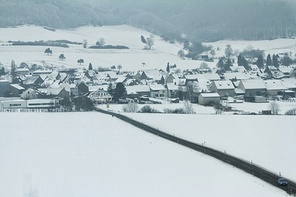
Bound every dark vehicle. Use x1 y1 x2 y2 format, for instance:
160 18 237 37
278 178 288 186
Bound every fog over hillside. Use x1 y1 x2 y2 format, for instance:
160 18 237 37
0 0 296 41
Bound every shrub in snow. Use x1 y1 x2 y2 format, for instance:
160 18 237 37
140 105 159 113
163 108 186 114
285 108 296 115
122 102 139 113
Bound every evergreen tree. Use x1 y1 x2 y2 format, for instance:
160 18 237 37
141 35 147 44
77 59 84 65
166 62 170 73
272 54 279 68
237 54 243 66
0 67 5 76
59 54 66 60
224 58 233 71
107 83 114 99
44 48 52 55
256 55 264 69
217 58 225 69
113 82 126 102
88 63 93 70
281 55 293 66
11 60 17 79
266 54 272 66
241 57 251 71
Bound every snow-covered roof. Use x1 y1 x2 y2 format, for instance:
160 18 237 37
200 73 220 81
199 93 220 98
278 66 294 74
126 85 150 94
184 74 198 80
166 83 179 91
264 80 288 90
115 76 126 83
149 84 166 91
212 80 234 90
38 88 66 95
240 79 266 89
281 78 296 89
223 72 251 80
10 84 25 90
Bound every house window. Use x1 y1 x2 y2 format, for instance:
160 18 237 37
10 104 21 107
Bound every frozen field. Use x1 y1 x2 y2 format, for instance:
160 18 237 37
0 112 288 197
126 113 296 183
2 25 296 72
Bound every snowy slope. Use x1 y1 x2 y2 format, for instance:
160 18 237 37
205 39 296 58
126 113 296 183
0 112 287 197
0 25 204 71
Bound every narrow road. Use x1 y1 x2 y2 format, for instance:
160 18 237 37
96 108 296 195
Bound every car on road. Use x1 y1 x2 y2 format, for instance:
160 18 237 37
278 178 288 186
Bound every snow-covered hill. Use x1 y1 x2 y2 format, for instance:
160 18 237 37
0 112 287 197
1 25 296 73
0 25 202 71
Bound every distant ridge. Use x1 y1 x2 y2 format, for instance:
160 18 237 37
0 0 296 42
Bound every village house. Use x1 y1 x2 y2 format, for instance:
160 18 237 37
22 75 44 88
237 79 267 101
166 83 179 98
16 68 31 75
38 87 70 99
280 78 296 97
198 93 220 105
21 88 38 100
209 80 235 97
150 84 167 98
0 80 10 97
165 73 178 84
264 80 288 97
126 85 151 99
9 84 25 97
139 69 165 84
183 74 198 85
88 89 112 103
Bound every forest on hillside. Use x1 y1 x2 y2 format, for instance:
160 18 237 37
0 0 296 42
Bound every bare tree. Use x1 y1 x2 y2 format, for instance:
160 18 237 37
145 34 154 50
186 81 200 102
183 100 195 114
269 101 280 115
96 37 105 46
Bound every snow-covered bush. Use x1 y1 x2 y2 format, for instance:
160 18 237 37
285 108 296 115
163 108 186 114
139 105 159 113
122 102 138 113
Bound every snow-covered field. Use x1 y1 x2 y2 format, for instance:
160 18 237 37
2 25 296 72
125 113 296 183
102 99 296 115
0 112 289 197
1 25 296 196
0 25 204 71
